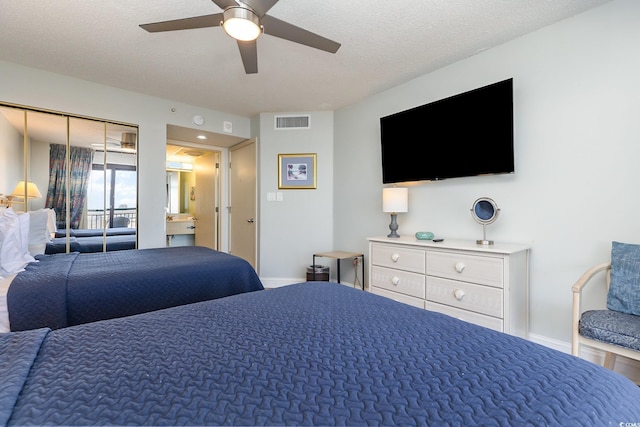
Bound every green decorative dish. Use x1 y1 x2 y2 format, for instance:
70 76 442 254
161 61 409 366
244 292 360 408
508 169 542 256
415 231 435 241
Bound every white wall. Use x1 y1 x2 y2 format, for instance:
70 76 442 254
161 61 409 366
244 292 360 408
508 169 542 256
0 60 251 249
333 0 640 343
28 138 52 211
257 112 334 285
0 113 24 199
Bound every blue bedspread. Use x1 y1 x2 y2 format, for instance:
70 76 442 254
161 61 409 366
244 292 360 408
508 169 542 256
7 246 263 331
2 282 639 426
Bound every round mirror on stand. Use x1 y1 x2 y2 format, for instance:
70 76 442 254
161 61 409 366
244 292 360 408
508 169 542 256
470 197 500 245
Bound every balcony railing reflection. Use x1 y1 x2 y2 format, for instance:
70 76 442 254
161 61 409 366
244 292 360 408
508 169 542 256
86 209 136 229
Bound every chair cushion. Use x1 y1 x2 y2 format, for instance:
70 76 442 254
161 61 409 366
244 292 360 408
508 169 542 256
579 309 640 351
607 241 640 316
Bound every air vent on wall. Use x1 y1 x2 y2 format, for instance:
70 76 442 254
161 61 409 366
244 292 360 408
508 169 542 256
275 115 310 130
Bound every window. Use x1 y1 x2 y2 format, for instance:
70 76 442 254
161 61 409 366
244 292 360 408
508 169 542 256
87 163 137 228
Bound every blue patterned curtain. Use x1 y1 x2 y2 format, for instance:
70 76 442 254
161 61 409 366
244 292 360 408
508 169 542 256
45 143 94 229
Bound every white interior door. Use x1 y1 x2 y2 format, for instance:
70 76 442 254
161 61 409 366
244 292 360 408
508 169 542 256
229 139 257 269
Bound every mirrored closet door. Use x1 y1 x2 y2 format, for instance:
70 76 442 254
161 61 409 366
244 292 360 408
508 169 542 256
0 102 138 254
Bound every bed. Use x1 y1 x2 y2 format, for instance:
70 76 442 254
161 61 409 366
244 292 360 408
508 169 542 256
45 227 137 254
1 282 639 426
4 245 264 332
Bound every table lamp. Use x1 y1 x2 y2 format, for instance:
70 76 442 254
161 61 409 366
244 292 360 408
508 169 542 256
382 187 408 238
7 181 42 208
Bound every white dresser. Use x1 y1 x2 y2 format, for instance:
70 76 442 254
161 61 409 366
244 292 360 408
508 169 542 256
367 236 530 338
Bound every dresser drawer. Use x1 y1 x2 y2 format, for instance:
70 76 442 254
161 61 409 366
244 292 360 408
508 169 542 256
370 265 425 299
425 301 504 333
371 244 425 274
371 287 424 309
427 251 503 288
426 276 503 318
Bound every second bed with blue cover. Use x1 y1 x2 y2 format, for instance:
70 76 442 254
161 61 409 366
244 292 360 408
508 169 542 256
7 246 263 331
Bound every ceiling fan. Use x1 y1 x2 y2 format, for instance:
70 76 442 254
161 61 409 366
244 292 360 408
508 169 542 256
139 0 341 74
91 132 137 152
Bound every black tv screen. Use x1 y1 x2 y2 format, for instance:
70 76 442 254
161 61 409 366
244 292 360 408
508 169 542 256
380 78 514 183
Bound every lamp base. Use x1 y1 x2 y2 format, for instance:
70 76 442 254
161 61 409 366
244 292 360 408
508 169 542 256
476 239 494 245
387 213 400 238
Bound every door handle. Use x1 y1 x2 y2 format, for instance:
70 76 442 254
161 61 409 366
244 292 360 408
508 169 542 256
247 218 255 223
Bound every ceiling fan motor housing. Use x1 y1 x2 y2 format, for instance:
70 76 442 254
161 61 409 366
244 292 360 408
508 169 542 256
222 6 262 41
120 132 137 150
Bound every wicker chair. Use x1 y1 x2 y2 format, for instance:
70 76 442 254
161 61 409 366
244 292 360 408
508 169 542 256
571 262 640 377
110 216 130 228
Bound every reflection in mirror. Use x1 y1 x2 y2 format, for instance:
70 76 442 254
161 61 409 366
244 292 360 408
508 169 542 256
165 144 202 248
166 171 179 214
0 106 27 209
166 170 195 215
86 122 137 231
0 102 137 254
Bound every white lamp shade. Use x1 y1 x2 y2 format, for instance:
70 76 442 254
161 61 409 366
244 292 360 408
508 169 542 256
382 187 408 213
11 181 42 199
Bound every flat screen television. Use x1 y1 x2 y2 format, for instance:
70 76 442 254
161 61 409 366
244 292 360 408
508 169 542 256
380 78 514 184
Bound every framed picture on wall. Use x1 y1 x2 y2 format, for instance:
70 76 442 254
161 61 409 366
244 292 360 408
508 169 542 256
278 153 317 189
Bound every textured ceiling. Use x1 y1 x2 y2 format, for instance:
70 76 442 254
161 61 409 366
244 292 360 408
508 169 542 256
0 0 611 118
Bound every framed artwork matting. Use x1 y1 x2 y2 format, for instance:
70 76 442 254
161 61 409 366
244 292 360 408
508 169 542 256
278 153 317 189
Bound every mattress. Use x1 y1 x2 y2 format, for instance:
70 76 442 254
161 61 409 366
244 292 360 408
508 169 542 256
0 273 17 333
2 282 639 426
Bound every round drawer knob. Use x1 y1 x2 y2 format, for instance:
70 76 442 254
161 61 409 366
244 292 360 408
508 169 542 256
391 276 400 286
454 289 465 301
455 262 466 273
391 253 400 262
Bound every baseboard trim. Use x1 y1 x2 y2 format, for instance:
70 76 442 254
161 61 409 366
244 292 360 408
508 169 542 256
260 278 300 289
517 333 640 384
260 277 358 289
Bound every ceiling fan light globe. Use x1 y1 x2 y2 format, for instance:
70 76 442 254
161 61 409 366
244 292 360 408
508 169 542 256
222 7 261 41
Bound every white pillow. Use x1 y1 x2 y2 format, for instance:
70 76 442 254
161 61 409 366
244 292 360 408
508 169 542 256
26 208 55 255
47 208 57 236
0 208 35 276
17 212 30 255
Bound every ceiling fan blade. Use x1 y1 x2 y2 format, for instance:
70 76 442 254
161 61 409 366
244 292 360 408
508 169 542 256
261 15 340 53
140 14 223 32
241 0 280 17
237 40 258 74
